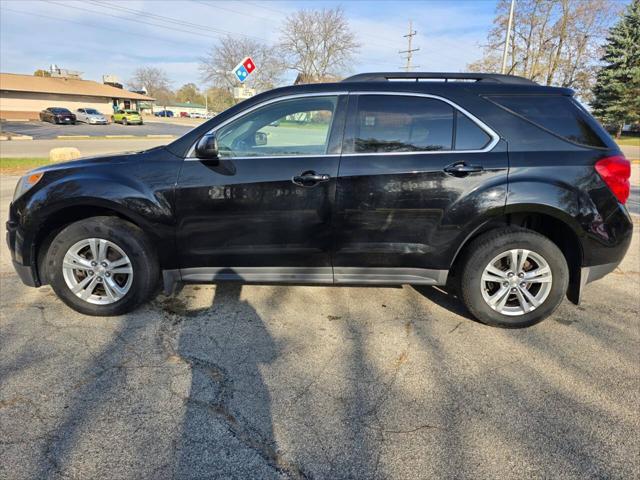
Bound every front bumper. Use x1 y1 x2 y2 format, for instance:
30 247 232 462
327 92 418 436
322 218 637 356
6 219 40 287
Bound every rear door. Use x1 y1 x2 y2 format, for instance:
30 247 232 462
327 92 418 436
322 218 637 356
333 92 509 284
175 94 347 282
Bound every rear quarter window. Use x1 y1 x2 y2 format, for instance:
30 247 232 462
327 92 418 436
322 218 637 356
487 95 608 148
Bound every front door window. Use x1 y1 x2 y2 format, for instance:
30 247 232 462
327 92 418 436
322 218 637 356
215 96 338 158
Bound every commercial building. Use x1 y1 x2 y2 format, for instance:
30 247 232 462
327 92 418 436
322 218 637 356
0 72 154 120
152 102 207 116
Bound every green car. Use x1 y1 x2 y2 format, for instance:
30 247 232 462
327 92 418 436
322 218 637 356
112 109 143 125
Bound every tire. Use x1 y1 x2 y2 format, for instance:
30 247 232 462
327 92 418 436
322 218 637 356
122 118 128 125
44 216 159 316
458 227 569 328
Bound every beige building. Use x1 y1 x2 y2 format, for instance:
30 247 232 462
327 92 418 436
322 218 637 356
0 73 154 120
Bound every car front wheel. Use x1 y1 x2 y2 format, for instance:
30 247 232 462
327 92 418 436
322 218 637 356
45 217 159 316
458 227 569 328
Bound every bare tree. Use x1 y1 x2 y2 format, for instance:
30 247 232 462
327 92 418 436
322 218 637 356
127 67 174 104
280 7 359 82
469 0 620 98
199 36 285 93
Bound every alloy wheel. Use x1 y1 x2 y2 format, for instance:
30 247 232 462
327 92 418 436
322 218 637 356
62 238 133 305
480 249 553 316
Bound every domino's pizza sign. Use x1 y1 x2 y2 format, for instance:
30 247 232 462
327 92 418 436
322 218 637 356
233 57 256 83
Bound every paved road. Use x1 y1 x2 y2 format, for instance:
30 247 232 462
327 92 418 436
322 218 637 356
1 120 192 139
0 138 172 158
1 174 639 479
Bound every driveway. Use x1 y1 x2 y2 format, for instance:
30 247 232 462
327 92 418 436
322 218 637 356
0 174 638 479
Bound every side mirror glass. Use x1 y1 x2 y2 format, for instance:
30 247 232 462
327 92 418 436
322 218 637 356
255 131 268 146
195 133 219 160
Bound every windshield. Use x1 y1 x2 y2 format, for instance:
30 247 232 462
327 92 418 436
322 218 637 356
50 108 71 114
125 110 139 114
85 109 100 115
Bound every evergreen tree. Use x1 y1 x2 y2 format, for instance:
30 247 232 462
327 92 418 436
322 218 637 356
591 0 640 137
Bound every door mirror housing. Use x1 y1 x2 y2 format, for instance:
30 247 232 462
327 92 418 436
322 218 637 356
195 133 219 160
255 131 268 146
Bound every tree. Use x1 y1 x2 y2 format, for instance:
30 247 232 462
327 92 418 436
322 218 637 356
280 7 359 82
33 69 51 77
469 0 620 98
199 36 285 94
176 83 206 105
127 67 174 105
204 87 235 113
592 0 640 137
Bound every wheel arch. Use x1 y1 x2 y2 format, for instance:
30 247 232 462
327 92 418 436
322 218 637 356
33 203 152 285
450 207 584 303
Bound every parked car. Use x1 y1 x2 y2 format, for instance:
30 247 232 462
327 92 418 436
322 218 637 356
39 107 76 124
112 109 143 125
179 112 191 118
7 72 632 327
190 112 205 119
154 110 174 117
204 112 217 119
75 108 108 125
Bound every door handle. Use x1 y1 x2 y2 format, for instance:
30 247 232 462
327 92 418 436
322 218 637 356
292 171 330 187
444 162 484 176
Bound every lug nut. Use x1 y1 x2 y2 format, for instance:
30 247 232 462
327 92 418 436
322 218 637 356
502 282 508 287
520 282 526 288
507 272 514 278
511 287 517 293
518 272 524 278
91 261 97 267
101 262 108 267
96 276 102 282
89 271 94 275
105 272 110 277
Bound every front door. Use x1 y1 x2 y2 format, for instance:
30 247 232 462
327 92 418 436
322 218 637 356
333 93 509 284
175 94 347 283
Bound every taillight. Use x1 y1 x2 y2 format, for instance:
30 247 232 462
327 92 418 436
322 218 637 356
595 155 631 204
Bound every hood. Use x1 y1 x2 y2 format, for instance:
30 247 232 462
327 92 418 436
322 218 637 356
28 148 165 174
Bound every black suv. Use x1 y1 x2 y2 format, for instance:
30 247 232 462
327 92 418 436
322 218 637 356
7 72 633 327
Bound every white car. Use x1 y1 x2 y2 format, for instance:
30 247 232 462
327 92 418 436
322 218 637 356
75 108 108 124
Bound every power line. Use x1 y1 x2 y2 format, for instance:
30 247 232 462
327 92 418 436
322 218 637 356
86 0 266 42
399 20 420 71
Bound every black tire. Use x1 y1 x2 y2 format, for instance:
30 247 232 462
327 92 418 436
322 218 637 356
458 227 569 328
44 216 159 316
122 118 128 125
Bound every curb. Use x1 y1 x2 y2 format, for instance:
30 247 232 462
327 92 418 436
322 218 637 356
0 135 33 141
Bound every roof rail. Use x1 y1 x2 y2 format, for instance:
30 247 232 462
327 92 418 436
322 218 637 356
341 72 538 85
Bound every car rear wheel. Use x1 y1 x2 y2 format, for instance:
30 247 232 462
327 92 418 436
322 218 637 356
458 227 569 328
45 217 158 316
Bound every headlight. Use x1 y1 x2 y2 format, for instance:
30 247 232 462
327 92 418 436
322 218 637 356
13 172 44 201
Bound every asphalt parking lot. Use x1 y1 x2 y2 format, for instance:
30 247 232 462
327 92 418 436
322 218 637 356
0 173 639 479
1 120 193 139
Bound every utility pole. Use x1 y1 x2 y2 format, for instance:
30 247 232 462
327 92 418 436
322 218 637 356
501 0 516 74
399 20 420 72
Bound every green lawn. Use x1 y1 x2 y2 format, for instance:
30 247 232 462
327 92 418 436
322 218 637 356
1 157 49 173
615 137 640 147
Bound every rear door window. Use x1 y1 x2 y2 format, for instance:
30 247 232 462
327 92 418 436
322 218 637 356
487 95 607 148
349 95 454 153
455 112 491 150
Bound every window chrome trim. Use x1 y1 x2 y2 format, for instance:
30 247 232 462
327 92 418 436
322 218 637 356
185 90 500 160
185 91 348 159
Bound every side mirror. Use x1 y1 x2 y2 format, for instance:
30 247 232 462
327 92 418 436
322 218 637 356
255 131 268 146
195 133 219 160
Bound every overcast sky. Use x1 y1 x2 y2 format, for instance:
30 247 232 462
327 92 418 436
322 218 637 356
1 0 514 88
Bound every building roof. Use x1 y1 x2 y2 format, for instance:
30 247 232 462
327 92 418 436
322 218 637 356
0 73 155 101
